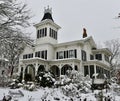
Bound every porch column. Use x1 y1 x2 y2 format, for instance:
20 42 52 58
94 64 96 79
35 62 38 76
22 65 26 81
59 64 62 76
88 65 90 76
72 61 75 70
80 61 84 74
59 64 62 81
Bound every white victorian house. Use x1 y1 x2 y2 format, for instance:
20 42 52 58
19 7 112 81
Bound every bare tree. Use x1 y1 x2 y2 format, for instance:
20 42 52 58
0 0 33 76
104 39 120 75
0 0 31 34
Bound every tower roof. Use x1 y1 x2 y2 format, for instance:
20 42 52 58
41 6 54 21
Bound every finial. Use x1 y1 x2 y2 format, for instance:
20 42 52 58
83 28 87 38
44 6 52 14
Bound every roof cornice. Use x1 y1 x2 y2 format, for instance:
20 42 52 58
34 19 61 29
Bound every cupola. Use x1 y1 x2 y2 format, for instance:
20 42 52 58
34 6 61 45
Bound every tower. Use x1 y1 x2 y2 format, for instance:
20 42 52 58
34 6 61 45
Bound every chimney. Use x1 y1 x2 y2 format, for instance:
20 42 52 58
83 28 87 38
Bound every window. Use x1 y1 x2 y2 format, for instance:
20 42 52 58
81 50 87 61
52 29 54 37
50 28 52 37
55 31 57 39
90 65 94 78
95 54 102 60
40 30 42 37
84 66 89 76
35 52 38 57
59 51 64 59
41 51 44 58
37 28 48 38
23 55 26 59
104 54 109 62
45 28 47 36
49 28 57 40
75 65 78 71
28 54 31 58
69 50 74 58
56 49 77 59
45 50 47 59
31 53 33 58
35 50 47 59
90 54 94 60
43 28 44 37
38 51 40 57
23 53 33 59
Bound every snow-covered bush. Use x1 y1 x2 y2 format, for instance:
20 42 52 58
35 71 56 88
23 82 36 91
111 77 117 83
54 75 72 87
55 70 92 96
8 79 23 89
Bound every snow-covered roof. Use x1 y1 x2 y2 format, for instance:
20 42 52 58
54 36 96 48
92 48 112 56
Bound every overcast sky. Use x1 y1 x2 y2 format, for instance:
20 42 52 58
22 0 120 44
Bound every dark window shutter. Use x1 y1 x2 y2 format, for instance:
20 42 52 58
45 50 47 59
56 52 58 59
37 30 39 38
74 49 77 58
67 51 69 58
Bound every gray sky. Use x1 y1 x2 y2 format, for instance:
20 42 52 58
23 0 120 44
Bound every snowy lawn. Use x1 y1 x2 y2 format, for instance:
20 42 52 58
0 87 120 101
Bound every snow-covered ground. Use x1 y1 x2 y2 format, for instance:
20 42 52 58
0 87 120 101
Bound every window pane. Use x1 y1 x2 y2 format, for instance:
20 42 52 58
75 65 78 71
90 54 94 60
69 50 74 58
43 28 44 37
38 51 40 57
84 66 89 76
90 65 94 78
45 28 47 36
95 54 102 60
59 51 64 59
81 50 87 61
